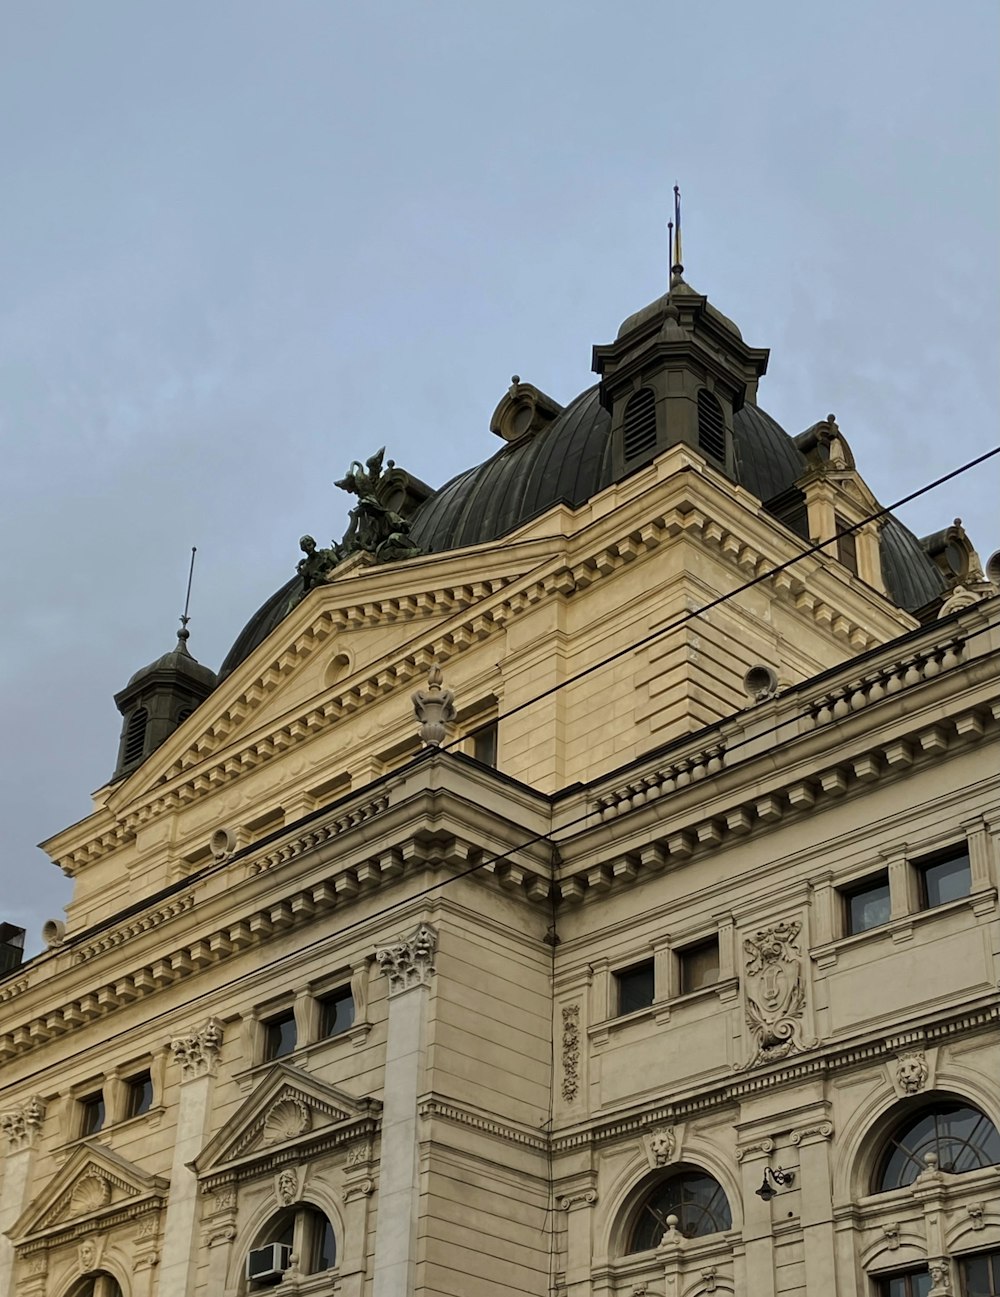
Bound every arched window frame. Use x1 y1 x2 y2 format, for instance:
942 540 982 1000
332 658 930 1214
872 1099 1000 1194
621 1164 734 1255
63 1272 124 1297
241 1201 338 1292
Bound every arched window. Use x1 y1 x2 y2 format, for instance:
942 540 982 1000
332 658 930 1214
626 1169 732 1253
622 388 658 462
245 1204 336 1290
67 1274 123 1297
874 1101 1000 1192
697 389 726 461
122 707 149 766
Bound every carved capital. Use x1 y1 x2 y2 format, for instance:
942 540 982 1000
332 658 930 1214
375 923 437 995
169 1018 224 1080
343 1177 374 1203
790 1120 834 1146
736 1137 774 1162
557 1189 597 1211
0 1096 45 1151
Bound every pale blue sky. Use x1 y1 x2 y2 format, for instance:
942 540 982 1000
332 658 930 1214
1 0 997 952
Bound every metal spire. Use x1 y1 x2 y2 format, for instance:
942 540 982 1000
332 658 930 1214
671 183 684 284
178 546 197 646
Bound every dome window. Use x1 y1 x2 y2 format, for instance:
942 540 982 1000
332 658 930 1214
697 389 726 462
622 388 657 462
122 707 149 767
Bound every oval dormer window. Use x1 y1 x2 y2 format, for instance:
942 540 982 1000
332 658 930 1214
697 389 726 462
123 707 149 767
622 388 657 462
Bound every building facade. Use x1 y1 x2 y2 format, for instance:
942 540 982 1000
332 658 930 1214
1 270 998 1297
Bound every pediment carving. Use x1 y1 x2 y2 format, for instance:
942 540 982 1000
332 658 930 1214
9 1142 168 1246
195 1063 380 1179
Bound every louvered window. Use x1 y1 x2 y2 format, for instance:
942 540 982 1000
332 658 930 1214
622 388 657 461
123 707 148 766
835 515 858 575
697 389 726 461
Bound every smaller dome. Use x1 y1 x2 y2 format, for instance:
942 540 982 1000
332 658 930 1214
125 630 218 692
616 279 742 341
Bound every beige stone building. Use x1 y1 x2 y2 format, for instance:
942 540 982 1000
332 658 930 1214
1 267 998 1297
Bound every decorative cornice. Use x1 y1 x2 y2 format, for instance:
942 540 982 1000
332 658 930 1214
245 793 389 876
73 893 195 963
198 1113 381 1192
418 1099 549 1152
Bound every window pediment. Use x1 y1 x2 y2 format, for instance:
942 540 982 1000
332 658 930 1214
10 1141 167 1248
195 1063 380 1181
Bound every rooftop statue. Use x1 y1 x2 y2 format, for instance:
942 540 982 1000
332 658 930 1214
334 447 422 564
296 534 341 591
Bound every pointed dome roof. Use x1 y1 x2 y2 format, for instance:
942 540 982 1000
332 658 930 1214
120 629 218 698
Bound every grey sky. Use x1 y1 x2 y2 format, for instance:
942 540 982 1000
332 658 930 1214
2 0 997 955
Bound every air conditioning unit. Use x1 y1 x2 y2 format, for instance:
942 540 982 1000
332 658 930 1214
245 1243 292 1282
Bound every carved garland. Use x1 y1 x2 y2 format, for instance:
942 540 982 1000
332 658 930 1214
561 1005 581 1103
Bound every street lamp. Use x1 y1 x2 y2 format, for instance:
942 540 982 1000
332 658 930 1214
755 1167 795 1202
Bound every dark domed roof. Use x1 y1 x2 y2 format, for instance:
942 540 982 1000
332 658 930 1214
124 631 218 694
219 384 949 677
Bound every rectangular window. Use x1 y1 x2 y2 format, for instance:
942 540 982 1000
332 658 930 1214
960 1251 1000 1296
916 845 972 910
319 987 356 1039
614 961 654 1016
679 938 720 995
843 873 890 935
472 720 498 768
876 1271 931 1297
263 1011 297 1061
835 515 858 575
79 1091 105 1136
124 1071 153 1119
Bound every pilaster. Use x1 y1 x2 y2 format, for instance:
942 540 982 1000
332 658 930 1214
371 923 437 1297
158 1018 223 1297
0 1097 46 1296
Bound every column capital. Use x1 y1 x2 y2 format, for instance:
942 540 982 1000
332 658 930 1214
0 1096 45 1152
375 923 437 996
169 1017 223 1081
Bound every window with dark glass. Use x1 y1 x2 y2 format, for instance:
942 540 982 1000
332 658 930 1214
472 719 498 768
622 388 657 462
875 1271 932 1297
247 1206 336 1292
916 845 971 910
843 873 890 935
79 1091 105 1136
615 961 654 1016
124 1071 153 1119
678 937 720 995
69 1274 124 1297
319 986 356 1039
960 1250 1000 1296
874 1102 1000 1192
263 1011 296 1061
627 1170 732 1252
835 515 859 575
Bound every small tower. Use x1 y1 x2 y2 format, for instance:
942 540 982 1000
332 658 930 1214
111 625 218 780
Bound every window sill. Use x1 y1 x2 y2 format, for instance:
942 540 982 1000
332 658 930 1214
590 979 739 1042
56 1105 164 1157
236 1023 372 1091
812 892 994 970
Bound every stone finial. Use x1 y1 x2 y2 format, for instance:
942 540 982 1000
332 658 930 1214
375 923 437 996
411 665 456 746
0 1095 46 1151
169 1018 224 1081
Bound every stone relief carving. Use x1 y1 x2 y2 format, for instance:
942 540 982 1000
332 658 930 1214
78 1238 103 1272
928 1258 952 1295
276 1168 300 1207
169 1018 224 1081
412 664 456 746
561 1004 580 1103
375 923 437 995
648 1125 676 1166
0 1095 45 1151
737 920 813 1070
895 1049 929 1095
262 1097 312 1146
69 1173 112 1217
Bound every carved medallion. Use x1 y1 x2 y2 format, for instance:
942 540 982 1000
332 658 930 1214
737 920 814 1070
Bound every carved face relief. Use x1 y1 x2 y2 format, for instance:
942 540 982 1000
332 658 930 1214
895 1050 928 1095
79 1240 97 1271
276 1169 298 1207
648 1126 675 1166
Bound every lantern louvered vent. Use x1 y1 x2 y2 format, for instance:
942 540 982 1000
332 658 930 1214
697 389 726 461
123 707 148 766
622 388 657 462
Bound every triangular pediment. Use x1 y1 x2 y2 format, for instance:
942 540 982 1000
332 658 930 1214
195 1063 380 1176
9 1141 168 1244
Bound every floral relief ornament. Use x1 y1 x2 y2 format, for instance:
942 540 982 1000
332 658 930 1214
375 923 438 995
169 1018 224 1080
561 1005 580 1103
736 920 815 1071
